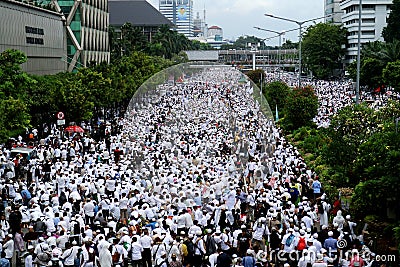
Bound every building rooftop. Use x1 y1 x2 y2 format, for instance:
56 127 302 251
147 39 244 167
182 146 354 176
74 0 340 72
109 0 173 27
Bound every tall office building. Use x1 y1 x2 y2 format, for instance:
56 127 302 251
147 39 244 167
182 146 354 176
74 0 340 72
193 11 205 37
340 0 392 63
324 0 343 24
159 0 194 37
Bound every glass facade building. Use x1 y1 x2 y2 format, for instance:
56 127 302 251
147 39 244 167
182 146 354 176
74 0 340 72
41 0 110 71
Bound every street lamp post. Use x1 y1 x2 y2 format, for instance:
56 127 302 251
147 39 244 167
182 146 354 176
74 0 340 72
264 14 332 88
248 42 260 70
254 26 298 80
355 0 362 104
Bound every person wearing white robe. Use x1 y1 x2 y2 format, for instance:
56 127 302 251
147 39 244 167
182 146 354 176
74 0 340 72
98 241 112 267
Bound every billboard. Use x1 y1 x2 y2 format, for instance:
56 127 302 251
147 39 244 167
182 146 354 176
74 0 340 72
177 5 188 21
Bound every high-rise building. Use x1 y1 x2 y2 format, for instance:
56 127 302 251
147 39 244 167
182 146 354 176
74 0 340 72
340 0 392 63
324 0 343 24
42 0 110 71
193 12 204 37
159 0 194 37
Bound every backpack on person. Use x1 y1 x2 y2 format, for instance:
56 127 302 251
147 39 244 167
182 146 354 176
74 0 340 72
205 235 217 255
194 237 205 256
155 259 167 267
88 249 96 263
297 237 306 251
317 202 324 214
181 243 188 257
184 239 195 257
74 249 82 267
112 246 121 263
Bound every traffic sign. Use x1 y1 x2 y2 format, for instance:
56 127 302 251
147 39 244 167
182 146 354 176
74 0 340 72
57 112 64 120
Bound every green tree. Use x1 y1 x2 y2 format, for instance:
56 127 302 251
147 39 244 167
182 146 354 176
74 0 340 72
347 41 385 81
347 41 400 89
77 68 112 108
109 24 150 61
360 58 385 89
0 49 34 141
60 76 94 122
302 23 347 79
26 74 60 126
0 97 31 142
351 130 400 219
190 40 213 50
0 49 35 101
226 36 263 50
382 0 400 43
383 60 400 92
282 85 318 131
246 69 265 85
171 51 189 64
378 39 400 63
322 103 379 186
361 41 385 59
150 25 193 59
263 81 291 119
281 40 298 49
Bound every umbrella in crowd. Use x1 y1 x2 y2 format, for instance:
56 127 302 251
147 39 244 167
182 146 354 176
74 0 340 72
64 125 85 133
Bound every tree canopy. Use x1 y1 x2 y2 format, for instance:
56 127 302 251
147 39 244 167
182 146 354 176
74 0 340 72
0 49 33 140
382 0 400 43
302 23 347 79
282 85 318 131
109 24 211 62
263 81 291 120
347 40 400 91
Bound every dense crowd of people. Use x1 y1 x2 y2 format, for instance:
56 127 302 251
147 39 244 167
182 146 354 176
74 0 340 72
0 67 391 267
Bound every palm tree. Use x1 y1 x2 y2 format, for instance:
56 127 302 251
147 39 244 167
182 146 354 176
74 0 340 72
361 41 385 59
378 39 400 64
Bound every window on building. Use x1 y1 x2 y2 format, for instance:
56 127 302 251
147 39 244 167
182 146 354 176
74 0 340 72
362 18 375 24
26 37 44 45
362 30 375 36
362 4 375 10
26 26 45 35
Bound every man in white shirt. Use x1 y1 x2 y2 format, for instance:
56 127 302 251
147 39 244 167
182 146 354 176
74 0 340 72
119 193 129 220
193 231 206 267
140 229 153 267
131 236 144 267
83 199 95 225
24 245 35 267
112 238 127 266
105 176 116 198
3 234 14 266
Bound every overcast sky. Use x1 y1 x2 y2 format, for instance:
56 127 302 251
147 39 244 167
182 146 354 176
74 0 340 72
147 0 325 46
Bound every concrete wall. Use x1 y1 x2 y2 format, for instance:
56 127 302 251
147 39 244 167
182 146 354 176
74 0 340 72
0 1 66 75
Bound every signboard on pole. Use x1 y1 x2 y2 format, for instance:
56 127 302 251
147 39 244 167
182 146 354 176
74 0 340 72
57 112 64 120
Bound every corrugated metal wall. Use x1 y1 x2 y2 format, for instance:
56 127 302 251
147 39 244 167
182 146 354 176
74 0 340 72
0 1 67 75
